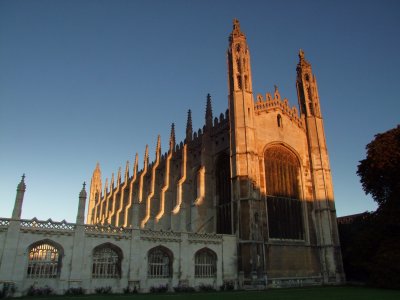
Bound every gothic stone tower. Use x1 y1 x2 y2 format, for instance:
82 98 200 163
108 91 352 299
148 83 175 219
227 19 344 285
87 19 344 287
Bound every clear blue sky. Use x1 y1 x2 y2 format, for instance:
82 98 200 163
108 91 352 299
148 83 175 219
1 0 399 222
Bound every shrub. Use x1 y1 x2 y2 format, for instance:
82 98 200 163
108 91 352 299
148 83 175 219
220 280 234 291
123 286 138 294
199 284 216 292
173 285 195 293
27 285 54 296
95 286 112 294
65 287 85 295
150 284 168 293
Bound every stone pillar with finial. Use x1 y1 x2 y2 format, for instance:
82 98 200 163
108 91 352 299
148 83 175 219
69 183 87 289
0 175 26 287
76 182 87 224
12 174 26 219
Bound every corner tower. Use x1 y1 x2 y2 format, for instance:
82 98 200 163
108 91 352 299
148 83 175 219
296 50 344 283
227 19 263 282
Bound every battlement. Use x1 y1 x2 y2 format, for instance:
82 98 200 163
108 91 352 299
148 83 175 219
254 90 303 128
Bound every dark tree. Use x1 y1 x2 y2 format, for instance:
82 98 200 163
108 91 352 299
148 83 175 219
357 125 400 211
341 124 400 288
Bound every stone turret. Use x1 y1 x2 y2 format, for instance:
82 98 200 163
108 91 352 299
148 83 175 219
296 49 344 282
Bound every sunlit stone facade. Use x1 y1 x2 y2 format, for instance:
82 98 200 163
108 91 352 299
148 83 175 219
0 20 344 296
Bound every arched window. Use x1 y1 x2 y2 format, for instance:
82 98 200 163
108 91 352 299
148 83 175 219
264 145 304 240
148 246 172 278
92 243 122 278
216 153 232 234
277 114 282 127
27 240 62 278
195 248 217 278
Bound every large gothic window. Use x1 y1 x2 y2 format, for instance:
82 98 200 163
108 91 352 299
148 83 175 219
195 248 217 278
92 243 122 278
216 153 232 234
148 246 172 278
27 240 62 278
264 145 304 240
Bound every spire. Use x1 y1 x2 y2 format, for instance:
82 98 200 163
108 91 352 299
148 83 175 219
77 182 87 224
133 153 139 175
230 18 246 41
205 93 213 129
169 123 175 151
110 173 115 189
144 144 149 166
104 178 109 194
124 160 129 181
117 167 121 185
156 135 161 160
186 109 193 142
12 174 26 219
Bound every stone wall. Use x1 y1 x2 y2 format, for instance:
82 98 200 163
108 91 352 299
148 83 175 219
0 218 237 296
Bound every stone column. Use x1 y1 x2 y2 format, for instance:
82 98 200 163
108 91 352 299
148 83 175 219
68 183 87 289
0 176 25 294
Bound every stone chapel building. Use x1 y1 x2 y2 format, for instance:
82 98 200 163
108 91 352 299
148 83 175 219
0 20 344 296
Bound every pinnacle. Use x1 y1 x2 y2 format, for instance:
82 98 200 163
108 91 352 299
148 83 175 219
170 123 176 150
79 182 87 198
205 93 213 129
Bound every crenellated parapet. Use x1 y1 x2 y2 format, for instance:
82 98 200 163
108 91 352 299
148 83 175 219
254 87 304 129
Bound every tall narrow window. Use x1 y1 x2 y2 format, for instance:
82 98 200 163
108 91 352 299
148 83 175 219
27 240 62 278
277 114 282 127
237 75 242 89
216 153 232 234
92 243 122 278
195 248 217 278
148 246 172 278
264 145 304 240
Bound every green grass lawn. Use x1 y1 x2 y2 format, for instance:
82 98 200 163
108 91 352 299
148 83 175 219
22 286 400 300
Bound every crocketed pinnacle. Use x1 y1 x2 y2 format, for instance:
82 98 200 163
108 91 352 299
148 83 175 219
169 123 176 151
156 135 161 159
144 144 149 166
230 18 246 41
205 93 213 129
186 109 193 142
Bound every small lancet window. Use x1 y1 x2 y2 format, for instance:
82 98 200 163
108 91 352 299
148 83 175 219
236 58 241 73
237 75 242 89
277 114 282 128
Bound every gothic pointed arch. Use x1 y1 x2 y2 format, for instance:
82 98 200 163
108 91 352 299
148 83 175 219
92 242 123 278
26 239 64 278
147 245 173 278
194 247 217 278
215 152 232 234
264 144 304 240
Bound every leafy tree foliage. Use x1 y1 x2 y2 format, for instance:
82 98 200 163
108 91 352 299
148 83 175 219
339 125 400 288
357 125 400 210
